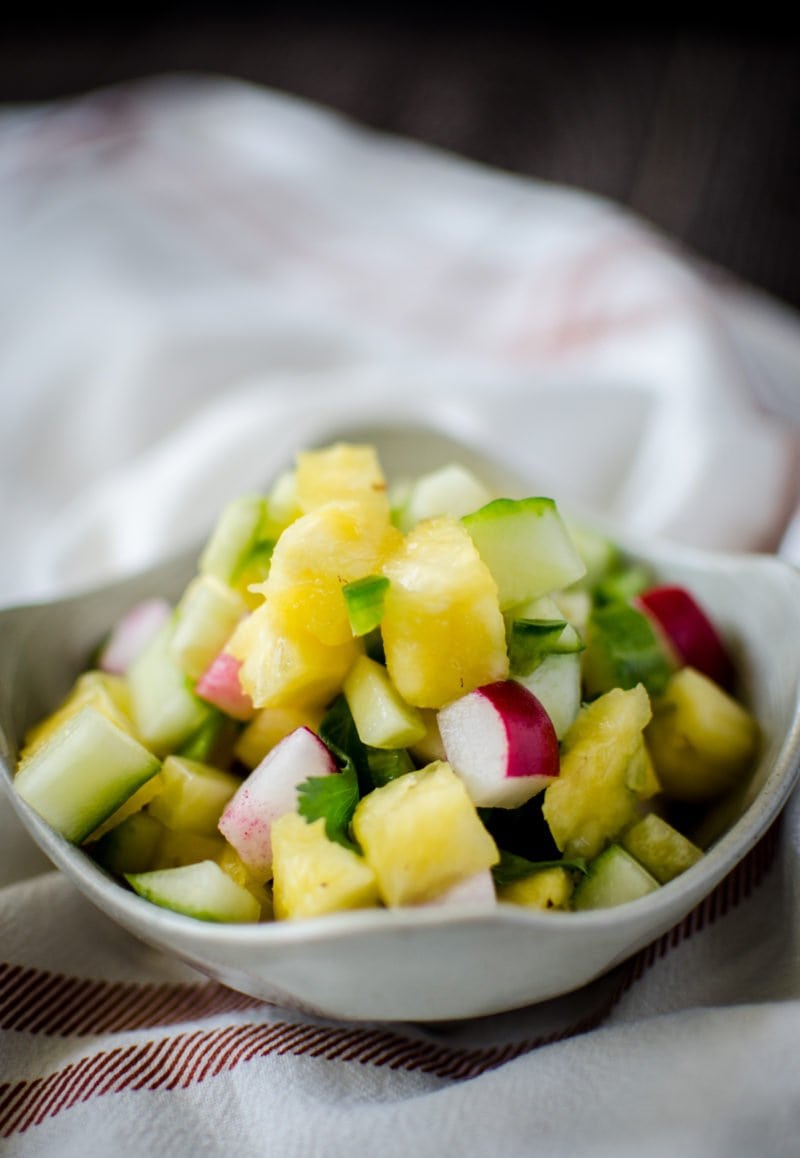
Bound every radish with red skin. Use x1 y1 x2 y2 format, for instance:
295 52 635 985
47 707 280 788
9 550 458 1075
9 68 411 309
98 598 172 675
218 726 337 877
438 681 560 809
195 652 255 721
634 585 735 690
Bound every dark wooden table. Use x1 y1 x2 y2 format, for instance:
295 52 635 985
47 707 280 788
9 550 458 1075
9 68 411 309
4 7 799 313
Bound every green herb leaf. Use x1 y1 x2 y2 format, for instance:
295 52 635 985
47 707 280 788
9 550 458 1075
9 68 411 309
296 764 360 852
491 849 587 889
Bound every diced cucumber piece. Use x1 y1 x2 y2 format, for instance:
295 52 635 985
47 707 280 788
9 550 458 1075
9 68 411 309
564 521 621 590
343 655 427 749
169 575 248 681
366 745 415 788
127 620 215 756
462 497 586 609
147 755 241 836
153 829 228 869
507 595 583 738
14 707 161 844
342 574 390 637
582 601 674 700
125 860 261 923
199 494 267 585
621 813 703 884
594 563 653 606
92 811 165 875
571 844 660 910
507 618 570 676
397 463 493 531
177 710 240 767
514 649 582 741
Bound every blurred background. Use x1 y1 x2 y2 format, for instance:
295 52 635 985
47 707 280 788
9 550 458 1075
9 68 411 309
3 5 799 314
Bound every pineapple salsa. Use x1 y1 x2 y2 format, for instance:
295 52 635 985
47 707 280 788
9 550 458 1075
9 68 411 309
14 443 760 923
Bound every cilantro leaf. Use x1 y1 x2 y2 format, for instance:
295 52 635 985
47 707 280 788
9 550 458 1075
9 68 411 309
491 849 587 889
296 764 360 852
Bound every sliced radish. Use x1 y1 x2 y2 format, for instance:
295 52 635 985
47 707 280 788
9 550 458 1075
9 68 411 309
218 727 337 878
195 652 255 721
98 598 172 675
437 680 560 809
634 585 734 690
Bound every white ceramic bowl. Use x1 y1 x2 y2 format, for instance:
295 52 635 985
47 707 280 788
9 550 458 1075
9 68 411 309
2 421 799 1023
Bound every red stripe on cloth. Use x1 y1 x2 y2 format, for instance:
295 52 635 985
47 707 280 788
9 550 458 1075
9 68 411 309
0 965 262 1037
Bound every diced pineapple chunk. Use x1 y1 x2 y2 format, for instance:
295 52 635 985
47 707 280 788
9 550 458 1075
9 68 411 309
294 443 390 517
380 517 508 709
646 667 759 801
542 684 655 860
263 501 401 646
233 704 325 768
352 761 499 907
271 813 380 919
147 756 241 836
497 866 574 911
217 844 274 919
226 599 362 709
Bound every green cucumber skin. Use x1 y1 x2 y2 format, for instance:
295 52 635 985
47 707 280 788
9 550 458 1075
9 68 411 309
14 707 161 844
343 575 390 637
199 495 266 585
462 497 587 607
125 860 261 923
572 844 660 910
128 620 213 755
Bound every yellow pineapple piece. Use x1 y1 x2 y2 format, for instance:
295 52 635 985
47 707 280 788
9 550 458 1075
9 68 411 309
271 813 380 919
147 756 241 836
497 866 574 911
380 517 508 709
262 501 401 646
233 703 325 768
646 666 759 801
294 442 390 517
217 844 274 917
225 599 361 709
352 761 499 907
20 671 136 762
542 684 656 860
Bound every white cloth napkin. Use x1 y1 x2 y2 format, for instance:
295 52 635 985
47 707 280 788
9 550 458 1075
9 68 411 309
1 73 800 1158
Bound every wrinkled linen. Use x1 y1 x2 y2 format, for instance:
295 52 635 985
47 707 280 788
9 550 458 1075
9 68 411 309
1 74 799 1158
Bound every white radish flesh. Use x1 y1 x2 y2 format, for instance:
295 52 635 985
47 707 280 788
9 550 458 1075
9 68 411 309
438 680 559 809
218 727 337 877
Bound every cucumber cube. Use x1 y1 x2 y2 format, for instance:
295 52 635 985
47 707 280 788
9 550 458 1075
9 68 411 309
128 620 215 756
14 706 161 844
462 497 586 609
125 860 261 923
572 844 660 910
343 655 427 749
199 495 267 585
169 575 248 681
